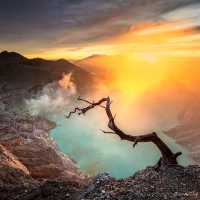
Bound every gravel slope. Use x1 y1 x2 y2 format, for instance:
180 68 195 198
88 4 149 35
81 165 200 200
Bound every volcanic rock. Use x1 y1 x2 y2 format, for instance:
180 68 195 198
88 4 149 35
82 165 200 200
0 113 85 183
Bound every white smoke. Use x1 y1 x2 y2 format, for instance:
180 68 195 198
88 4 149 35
26 73 76 116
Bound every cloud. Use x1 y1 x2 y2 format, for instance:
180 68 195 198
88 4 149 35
0 0 199 54
162 2 200 26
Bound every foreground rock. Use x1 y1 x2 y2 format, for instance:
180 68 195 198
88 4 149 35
0 180 82 200
0 113 85 183
0 144 35 186
82 165 200 200
1 162 200 200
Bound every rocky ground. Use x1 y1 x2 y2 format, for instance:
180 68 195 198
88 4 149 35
0 113 87 200
0 164 200 200
0 180 82 200
0 112 84 200
82 165 200 200
0 113 85 182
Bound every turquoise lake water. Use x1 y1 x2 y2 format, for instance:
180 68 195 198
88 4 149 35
50 114 192 179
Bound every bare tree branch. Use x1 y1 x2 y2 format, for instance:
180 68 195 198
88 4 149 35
66 97 107 118
100 129 115 134
67 96 182 166
77 97 105 108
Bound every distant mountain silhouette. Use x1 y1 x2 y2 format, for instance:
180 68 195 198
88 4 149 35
0 51 27 64
0 51 94 93
76 54 106 63
75 54 110 78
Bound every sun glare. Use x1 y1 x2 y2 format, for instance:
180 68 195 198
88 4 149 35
87 20 200 101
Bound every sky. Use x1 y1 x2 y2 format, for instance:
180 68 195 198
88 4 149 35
1 0 200 59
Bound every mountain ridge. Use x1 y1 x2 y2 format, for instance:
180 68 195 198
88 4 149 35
0 50 94 95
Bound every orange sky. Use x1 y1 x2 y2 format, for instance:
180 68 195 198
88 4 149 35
68 20 200 100
26 20 200 59
25 19 200 104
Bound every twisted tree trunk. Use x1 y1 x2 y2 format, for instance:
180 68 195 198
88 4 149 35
67 96 182 168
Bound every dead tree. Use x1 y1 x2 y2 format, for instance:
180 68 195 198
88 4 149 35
66 96 182 168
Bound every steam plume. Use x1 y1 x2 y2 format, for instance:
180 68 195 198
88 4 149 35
26 73 76 116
